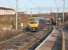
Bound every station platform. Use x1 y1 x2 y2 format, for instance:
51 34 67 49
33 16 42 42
35 26 61 50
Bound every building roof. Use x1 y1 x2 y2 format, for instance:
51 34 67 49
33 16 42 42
0 7 15 11
0 7 15 15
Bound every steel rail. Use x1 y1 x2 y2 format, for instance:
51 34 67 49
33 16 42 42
34 26 53 50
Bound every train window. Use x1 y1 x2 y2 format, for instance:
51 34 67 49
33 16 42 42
30 21 37 24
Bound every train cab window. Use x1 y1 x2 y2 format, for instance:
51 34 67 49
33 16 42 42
30 21 37 24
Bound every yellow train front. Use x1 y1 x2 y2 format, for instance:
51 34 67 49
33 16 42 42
27 21 39 31
23 17 39 32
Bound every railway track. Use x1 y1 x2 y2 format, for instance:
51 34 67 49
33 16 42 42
34 26 60 50
34 26 65 50
0 26 53 50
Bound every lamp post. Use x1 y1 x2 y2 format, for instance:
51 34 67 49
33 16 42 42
30 8 32 17
62 0 65 25
16 0 18 30
38 7 41 17
54 0 58 27
62 1 65 50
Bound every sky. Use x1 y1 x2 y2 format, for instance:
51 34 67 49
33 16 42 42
0 0 68 14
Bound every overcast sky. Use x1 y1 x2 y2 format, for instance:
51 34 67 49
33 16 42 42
0 0 68 13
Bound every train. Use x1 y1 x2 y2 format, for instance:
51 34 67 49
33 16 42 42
24 17 50 32
24 17 39 31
